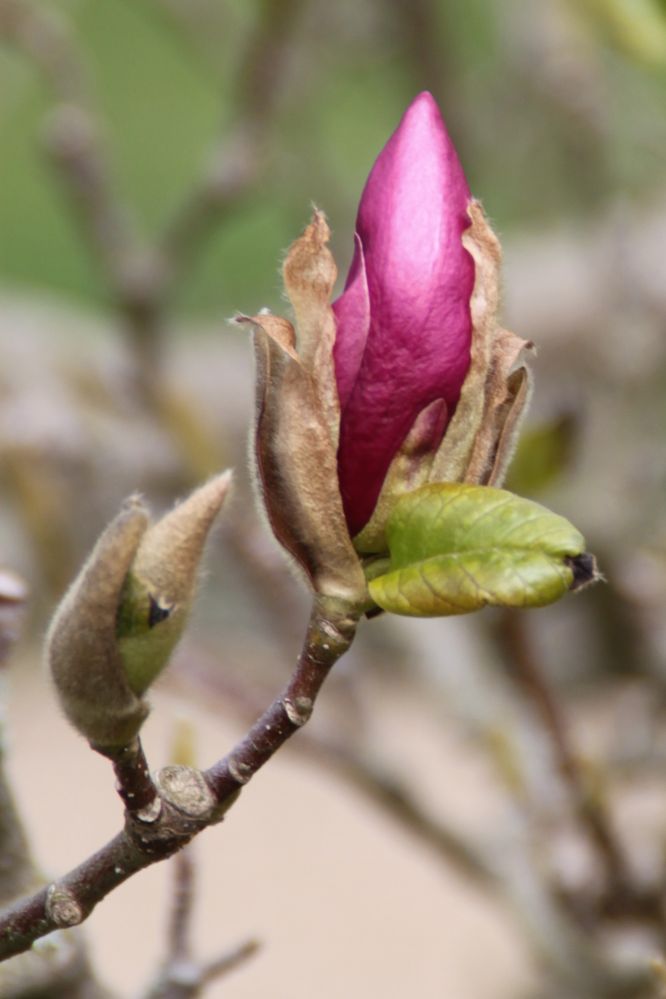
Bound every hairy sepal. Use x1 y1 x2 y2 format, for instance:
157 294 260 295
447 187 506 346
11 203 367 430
430 201 533 486
47 500 151 747
241 212 367 603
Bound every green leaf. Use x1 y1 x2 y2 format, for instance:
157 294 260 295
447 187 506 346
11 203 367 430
116 571 186 698
368 483 597 617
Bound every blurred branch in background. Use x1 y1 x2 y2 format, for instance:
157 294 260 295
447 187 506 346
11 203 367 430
0 0 305 384
0 572 114 998
160 0 306 282
0 0 306 597
143 722 259 999
495 610 632 905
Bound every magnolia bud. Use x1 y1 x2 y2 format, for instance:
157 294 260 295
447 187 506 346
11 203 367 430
47 498 150 748
333 91 474 541
48 473 231 747
332 95 533 553
242 93 597 619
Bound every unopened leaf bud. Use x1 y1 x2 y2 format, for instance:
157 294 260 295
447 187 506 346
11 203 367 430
47 498 150 747
48 473 232 747
117 471 232 695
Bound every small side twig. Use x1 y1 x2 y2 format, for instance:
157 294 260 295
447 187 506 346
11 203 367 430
146 938 259 999
144 840 259 999
0 0 86 98
200 939 260 987
168 848 195 963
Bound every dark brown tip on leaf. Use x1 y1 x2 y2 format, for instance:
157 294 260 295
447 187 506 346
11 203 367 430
148 595 172 628
566 552 601 591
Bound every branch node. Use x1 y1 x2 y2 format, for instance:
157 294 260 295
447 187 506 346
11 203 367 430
45 884 82 928
227 756 253 785
282 695 313 726
155 765 216 820
167 958 201 987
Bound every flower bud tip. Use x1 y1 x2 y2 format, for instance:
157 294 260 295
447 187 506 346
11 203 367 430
117 472 232 696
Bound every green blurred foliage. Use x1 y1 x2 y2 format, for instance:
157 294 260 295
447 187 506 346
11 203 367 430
576 0 666 64
1 0 666 317
505 412 578 497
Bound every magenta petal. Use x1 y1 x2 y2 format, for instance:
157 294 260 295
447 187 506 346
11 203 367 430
332 235 371 410
333 92 474 536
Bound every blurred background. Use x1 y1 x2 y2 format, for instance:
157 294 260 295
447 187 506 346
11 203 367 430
1 1 666 996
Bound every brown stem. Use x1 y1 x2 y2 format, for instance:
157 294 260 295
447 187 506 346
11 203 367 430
178 654 497 890
0 595 360 962
204 595 359 795
96 738 161 819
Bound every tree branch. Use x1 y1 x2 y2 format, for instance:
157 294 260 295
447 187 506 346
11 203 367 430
1 0 304 383
0 594 360 962
200 939 260 987
96 737 161 820
159 0 306 281
178 655 498 890
143 841 259 999
168 848 195 964
495 610 632 900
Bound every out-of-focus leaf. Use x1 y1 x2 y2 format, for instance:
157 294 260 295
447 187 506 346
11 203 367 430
575 0 666 65
505 411 578 496
368 483 596 617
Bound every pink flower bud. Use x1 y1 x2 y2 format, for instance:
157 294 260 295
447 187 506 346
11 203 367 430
333 92 475 536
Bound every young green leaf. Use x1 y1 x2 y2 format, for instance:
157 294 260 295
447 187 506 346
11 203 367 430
368 483 598 617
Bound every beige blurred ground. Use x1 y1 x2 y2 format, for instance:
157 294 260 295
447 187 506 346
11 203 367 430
6 642 533 999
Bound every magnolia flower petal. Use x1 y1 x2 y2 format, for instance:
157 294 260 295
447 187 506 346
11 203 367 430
334 91 475 535
332 235 371 410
